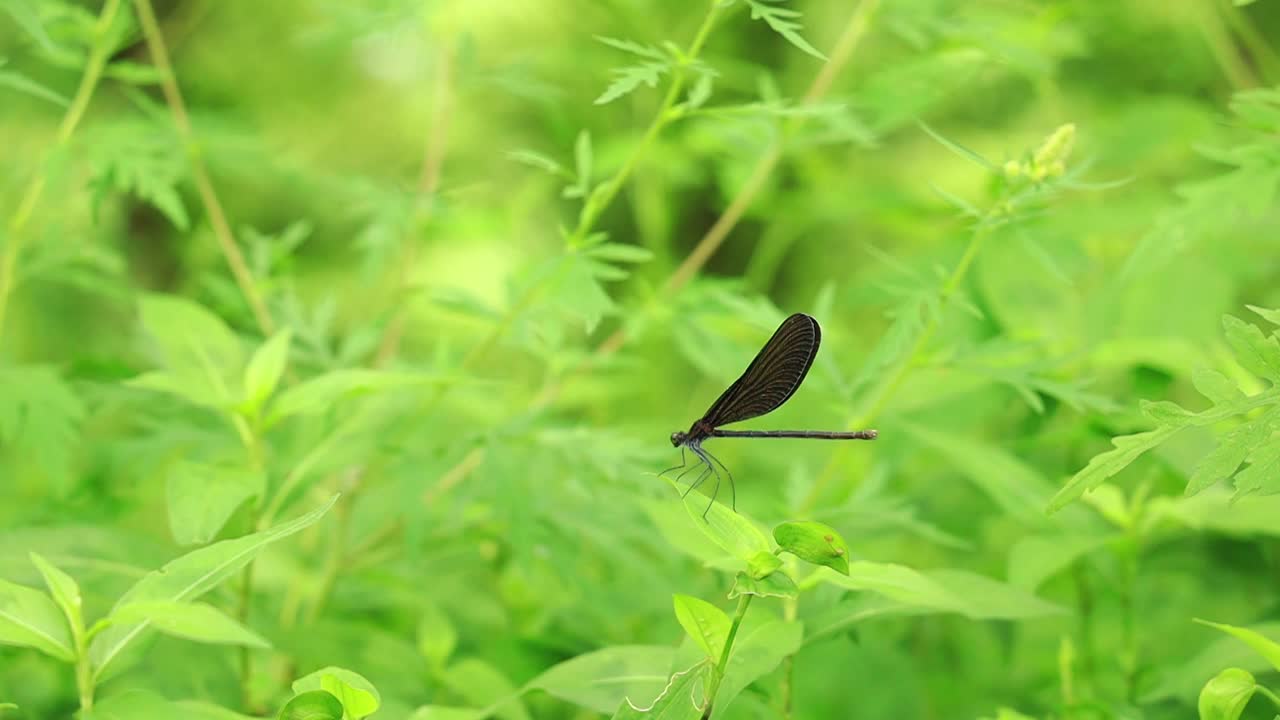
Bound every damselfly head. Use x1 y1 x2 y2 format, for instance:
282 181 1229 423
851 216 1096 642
670 431 686 447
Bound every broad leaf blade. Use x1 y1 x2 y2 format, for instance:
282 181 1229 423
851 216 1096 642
89 495 337 679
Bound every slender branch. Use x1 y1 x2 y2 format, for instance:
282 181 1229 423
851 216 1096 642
133 0 275 335
376 43 455 366
0 0 124 348
798 220 992 512
455 2 724 373
535 0 882 406
701 594 752 719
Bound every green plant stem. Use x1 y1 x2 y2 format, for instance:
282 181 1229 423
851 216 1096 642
701 594 752 719
1257 684 1280 709
0 0 123 349
133 0 275 336
799 220 994 513
72 619 94 712
1197 0 1257 90
534 0 881 407
456 2 723 373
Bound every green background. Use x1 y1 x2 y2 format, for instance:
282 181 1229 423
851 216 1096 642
2 0 1280 718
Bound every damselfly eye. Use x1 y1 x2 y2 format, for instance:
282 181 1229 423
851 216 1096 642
670 432 683 447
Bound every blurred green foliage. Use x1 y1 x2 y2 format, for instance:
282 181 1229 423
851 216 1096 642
2 0 1280 718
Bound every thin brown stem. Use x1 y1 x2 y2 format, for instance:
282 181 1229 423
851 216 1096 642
0 0 124 348
133 0 274 335
376 43 455 366
535 0 882 408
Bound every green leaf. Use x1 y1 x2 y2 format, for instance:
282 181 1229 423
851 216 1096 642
610 662 708 720
594 36 667 61
1248 305 1280 327
29 553 83 641
772 521 851 575
89 495 337 679
407 707 482 720
526 645 676 714
278 691 344 720
440 659 529 720
595 62 669 105
166 461 264 546
110 601 270 649
1235 439 1280 497
743 0 827 61
133 294 243 408
1197 668 1256 720
506 149 569 178
1140 399 1196 426
417 601 457 670
0 364 86 487
87 122 190 229
918 121 997 170
242 329 292 415
1186 411 1279 496
1192 367 1244 405
1047 426 1179 513
814 564 1064 619
712 621 802 718
267 369 423 426
728 571 797 600
291 667 380 720
745 550 781 580
672 595 731 661
1195 619 1280 673
0 579 74 661
1223 314 1280 383
668 479 771 562
1006 534 1110 591
899 421 1055 526
586 243 654 264
0 69 69 106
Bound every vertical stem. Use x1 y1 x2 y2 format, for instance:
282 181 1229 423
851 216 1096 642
456 2 724 373
133 0 275 335
701 594 752 719
73 622 94 712
0 0 124 348
798 221 993 513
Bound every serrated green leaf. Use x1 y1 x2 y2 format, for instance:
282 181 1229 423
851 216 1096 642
1140 399 1196 426
672 595 731 661
0 579 74 661
111 601 270 649
1224 314 1280 383
594 36 667 61
89 496 337 679
1047 426 1179 513
1193 367 1245 405
772 521 850 575
1186 412 1278 496
1196 619 1280 673
743 0 827 61
1234 441 1280 498
918 122 997 170
595 62 669 105
0 364 85 487
1197 668 1256 720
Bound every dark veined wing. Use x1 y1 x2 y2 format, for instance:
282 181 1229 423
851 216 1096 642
699 313 821 428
